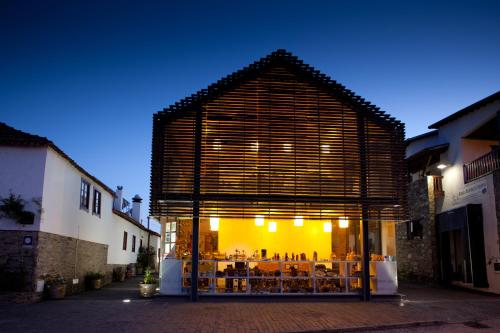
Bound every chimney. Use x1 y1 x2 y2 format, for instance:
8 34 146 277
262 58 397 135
131 194 142 222
114 186 123 211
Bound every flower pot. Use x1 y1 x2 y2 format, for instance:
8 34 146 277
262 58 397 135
91 278 102 290
139 283 156 298
48 284 66 299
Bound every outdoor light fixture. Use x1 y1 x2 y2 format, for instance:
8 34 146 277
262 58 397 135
437 164 448 170
268 221 277 232
339 216 349 229
321 144 330 154
323 221 332 232
251 141 259 151
122 299 131 303
283 143 292 152
255 215 264 226
293 216 304 227
209 216 220 231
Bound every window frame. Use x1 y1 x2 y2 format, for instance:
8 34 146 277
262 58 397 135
123 231 128 251
407 218 423 240
92 189 102 217
132 235 136 252
80 179 90 211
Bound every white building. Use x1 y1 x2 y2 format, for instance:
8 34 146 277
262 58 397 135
0 122 160 293
400 91 500 294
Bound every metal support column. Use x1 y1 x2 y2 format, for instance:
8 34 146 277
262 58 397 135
191 105 203 301
357 110 371 302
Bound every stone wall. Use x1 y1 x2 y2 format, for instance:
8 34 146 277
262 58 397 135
0 230 39 291
36 231 112 294
396 177 440 282
494 170 500 254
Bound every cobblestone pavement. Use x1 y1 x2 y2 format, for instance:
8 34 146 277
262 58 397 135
0 279 499 333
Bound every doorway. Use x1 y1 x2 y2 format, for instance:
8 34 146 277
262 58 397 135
436 204 488 288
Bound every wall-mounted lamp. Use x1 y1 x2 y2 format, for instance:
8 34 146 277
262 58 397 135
255 215 264 226
437 164 448 170
293 216 304 227
209 216 220 231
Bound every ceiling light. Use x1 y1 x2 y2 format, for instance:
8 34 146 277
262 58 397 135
268 221 277 232
255 215 264 226
209 216 219 231
293 216 304 227
323 221 332 232
339 216 349 229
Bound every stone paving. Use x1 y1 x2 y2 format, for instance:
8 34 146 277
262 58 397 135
0 278 499 333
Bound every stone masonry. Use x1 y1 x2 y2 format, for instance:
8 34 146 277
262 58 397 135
0 230 39 291
36 231 111 294
494 170 500 254
396 177 440 282
0 230 118 295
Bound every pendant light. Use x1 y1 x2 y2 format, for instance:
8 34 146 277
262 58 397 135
209 216 220 231
293 216 304 227
339 216 349 229
255 215 264 226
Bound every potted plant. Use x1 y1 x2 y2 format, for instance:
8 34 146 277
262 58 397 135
45 275 66 299
85 272 104 290
139 268 156 298
112 267 125 282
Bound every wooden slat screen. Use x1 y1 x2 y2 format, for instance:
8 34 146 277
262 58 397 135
151 54 406 222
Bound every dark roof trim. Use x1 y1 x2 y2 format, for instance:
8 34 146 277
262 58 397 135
0 122 115 195
406 143 449 163
429 91 500 129
405 130 438 146
112 209 160 237
156 49 403 129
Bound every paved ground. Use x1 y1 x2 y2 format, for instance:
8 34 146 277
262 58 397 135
0 278 499 333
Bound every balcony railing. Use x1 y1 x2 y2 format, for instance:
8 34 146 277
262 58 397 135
463 147 500 183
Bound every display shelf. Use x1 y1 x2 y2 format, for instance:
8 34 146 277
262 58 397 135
165 259 396 295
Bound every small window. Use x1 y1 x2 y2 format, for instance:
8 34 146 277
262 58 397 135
132 235 136 252
123 231 128 250
407 219 423 240
433 176 444 197
80 179 90 210
140 239 143 249
92 189 101 217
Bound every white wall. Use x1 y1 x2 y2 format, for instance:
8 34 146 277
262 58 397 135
0 146 47 231
1 145 160 267
107 212 160 266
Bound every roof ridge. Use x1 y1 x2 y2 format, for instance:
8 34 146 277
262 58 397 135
156 50 403 128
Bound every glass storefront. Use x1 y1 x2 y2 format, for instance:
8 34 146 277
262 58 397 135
160 214 397 295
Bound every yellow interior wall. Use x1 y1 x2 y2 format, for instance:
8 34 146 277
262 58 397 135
217 218 332 260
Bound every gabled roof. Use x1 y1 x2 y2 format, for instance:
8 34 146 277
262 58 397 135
156 49 403 129
112 209 161 237
0 122 115 195
429 91 500 129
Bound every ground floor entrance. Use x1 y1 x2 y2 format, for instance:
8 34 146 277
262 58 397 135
436 204 489 288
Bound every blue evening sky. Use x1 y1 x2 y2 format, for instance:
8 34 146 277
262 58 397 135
1 1 499 230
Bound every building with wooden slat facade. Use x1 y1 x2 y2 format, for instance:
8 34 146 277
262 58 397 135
150 50 406 300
